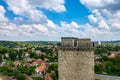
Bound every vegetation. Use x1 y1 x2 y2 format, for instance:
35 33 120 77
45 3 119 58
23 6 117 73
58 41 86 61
95 45 120 76
47 64 58 80
33 77 44 80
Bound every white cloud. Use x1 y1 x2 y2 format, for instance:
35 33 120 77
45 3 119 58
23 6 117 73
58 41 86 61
80 0 117 10
46 20 57 29
98 20 110 31
71 21 80 29
0 6 8 23
30 0 66 12
6 0 47 23
79 0 120 40
0 23 18 37
33 24 48 34
112 22 120 30
88 15 97 23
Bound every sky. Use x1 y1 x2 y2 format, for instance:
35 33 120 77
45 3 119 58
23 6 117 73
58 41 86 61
0 0 120 41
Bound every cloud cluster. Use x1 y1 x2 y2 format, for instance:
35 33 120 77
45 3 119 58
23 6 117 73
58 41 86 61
0 0 120 41
29 0 66 12
6 0 47 23
0 0 64 40
0 6 8 23
80 0 120 40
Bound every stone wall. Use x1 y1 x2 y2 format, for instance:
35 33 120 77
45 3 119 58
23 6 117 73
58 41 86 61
58 50 94 80
95 74 120 80
61 37 91 48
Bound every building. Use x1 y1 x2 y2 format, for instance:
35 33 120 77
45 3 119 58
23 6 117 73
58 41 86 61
98 41 102 45
108 50 120 58
58 37 94 80
45 73 53 80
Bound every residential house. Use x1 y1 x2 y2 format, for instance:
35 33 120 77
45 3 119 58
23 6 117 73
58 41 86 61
23 52 30 57
6 76 17 80
5 53 9 58
36 50 46 55
32 59 45 66
0 61 6 66
108 51 120 58
35 64 47 75
94 54 101 61
13 61 21 68
45 73 53 80
25 75 33 80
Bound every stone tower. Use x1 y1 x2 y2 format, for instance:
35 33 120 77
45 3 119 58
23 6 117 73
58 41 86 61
58 37 94 80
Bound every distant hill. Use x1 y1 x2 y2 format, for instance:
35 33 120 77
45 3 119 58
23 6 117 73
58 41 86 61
0 41 60 47
0 41 18 47
24 41 60 45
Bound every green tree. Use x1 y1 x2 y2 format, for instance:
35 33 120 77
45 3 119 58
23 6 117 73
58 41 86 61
17 65 35 75
94 64 102 74
0 54 2 63
16 73 25 80
33 77 43 80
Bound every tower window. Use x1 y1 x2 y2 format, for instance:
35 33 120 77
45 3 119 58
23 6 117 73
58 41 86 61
74 40 77 47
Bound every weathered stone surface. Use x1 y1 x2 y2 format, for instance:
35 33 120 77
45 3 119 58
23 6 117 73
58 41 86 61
58 50 94 80
58 37 94 80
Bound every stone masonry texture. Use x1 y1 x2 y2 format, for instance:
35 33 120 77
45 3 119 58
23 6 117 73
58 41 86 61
58 50 94 80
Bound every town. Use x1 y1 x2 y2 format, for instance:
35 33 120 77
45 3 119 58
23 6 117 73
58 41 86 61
0 41 58 80
0 40 120 80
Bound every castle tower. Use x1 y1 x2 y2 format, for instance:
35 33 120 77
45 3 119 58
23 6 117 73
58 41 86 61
58 37 94 80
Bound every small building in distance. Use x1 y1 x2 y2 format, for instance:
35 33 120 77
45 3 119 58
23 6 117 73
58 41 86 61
59 37 94 80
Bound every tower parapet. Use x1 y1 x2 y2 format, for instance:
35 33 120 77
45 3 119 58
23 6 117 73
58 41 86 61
61 37 93 50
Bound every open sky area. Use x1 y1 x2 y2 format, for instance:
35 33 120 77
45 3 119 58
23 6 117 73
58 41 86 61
0 0 120 41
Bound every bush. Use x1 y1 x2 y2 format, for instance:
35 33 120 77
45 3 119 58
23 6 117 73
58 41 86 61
16 73 25 80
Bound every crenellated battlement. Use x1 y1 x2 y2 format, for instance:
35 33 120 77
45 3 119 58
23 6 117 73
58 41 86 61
61 37 94 50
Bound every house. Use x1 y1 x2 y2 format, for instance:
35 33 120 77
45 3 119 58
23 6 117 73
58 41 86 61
94 54 101 61
44 58 49 62
26 77 33 80
45 73 53 80
5 53 9 58
32 59 45 66
23 62 30 67
6 76 17 80
13 61 21 68
108 51 120 58
95 61 102 65
0 61 6 66
25 75 33 80
36 50 46 55
23 52 30 57
35 65 47 74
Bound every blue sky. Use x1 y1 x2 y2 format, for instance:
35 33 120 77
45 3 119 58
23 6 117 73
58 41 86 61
0 0 120 41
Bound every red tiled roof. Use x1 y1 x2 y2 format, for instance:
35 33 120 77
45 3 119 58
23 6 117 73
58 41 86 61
26 76 33 80
37 65 46 72
112 51 120 55
45 73 53 80
32 59 44 65
108 51 120 58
